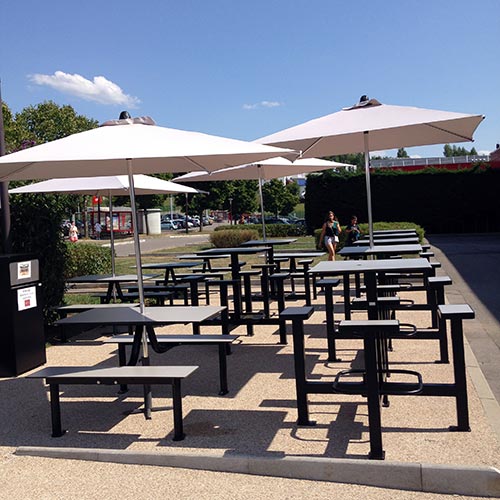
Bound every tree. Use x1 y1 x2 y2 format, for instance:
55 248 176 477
397 147 409 158
10 101 98 149
2 101 99 325
326 153 365 170
262 178 300 217
443 144 478 157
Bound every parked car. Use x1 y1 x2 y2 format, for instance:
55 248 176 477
161 221 179 231
265 217 290 224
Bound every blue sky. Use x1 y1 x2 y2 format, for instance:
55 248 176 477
1 0 499 158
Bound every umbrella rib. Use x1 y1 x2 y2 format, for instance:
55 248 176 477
0 162 37 182
184 157 210 173
294 138 324 158
424 123 475 142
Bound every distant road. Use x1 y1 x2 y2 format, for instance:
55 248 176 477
103 229 213 256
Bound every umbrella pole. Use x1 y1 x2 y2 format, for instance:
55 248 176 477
364 132 374 247
108 190 116 277
127 161 150 381
258 169 266 240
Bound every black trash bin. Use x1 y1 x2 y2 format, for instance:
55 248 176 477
0 254 46 377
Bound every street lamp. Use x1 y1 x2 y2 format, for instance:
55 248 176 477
228 197 233 225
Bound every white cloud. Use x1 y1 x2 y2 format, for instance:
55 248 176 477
409 155 421 159
28 71 140 108
478 150 491 156
243 100 282 110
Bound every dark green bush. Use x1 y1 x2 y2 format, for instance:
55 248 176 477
305 167 500 234
209 229 259 247
64 243 112 279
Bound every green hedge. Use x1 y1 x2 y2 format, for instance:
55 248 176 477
64 243 112 279
305 167 500 234
209 229 260 247
215 223 306 237
314 221 425 251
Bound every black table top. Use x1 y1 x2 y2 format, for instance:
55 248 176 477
240 238 297 247
310 257 432 275
273 251 325 259
67 274 157 283
28 365 198 380
354 237 419 246
55 305 225 326
338 244 422 257
198 246 271 255
140 261 202 269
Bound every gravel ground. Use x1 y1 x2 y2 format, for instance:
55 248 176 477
0 286 498 499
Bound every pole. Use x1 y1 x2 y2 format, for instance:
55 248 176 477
258 168 267 240
108 190 116 277
0 84 12 253
127 160 145 311
184 193 189 234
364 131 374 247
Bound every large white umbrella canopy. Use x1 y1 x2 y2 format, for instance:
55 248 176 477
174 156 352 238
0 115 293 366
0 116 295 182
0 115 293 301
9 174 202 276
8 174 201 196
257 97 484 244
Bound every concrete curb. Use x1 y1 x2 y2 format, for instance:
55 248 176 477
15 447 500 497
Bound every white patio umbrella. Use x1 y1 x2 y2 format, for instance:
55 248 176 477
0 114 294 370
0 115 294 306
9 174 202 276
257 96 484 245
174 156 352 239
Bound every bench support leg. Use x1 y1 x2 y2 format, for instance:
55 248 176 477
291 318 315 426
218 344 229 395
49 384 65 437
449 318 470 432
364 336 385 460
171 379 185 441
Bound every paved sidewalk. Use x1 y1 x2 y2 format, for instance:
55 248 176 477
428 233 500 406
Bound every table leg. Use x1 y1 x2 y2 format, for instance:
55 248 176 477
230 254 242 322
141 355 152 420
343 274 351 320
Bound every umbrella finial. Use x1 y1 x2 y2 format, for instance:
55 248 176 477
119 111 131 120
359 95 369 103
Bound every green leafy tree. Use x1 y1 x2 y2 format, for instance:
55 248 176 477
397 147 409 158
11 100 98 148
262 178 300 217
2 101 99 326
443 144 478 157
326 153 365 170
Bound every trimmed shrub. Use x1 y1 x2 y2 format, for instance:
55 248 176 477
215 223 306 237
64 242 113 279
209 229 259 248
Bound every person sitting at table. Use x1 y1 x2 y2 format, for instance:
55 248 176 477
319 210 341 260
345 215 361 246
